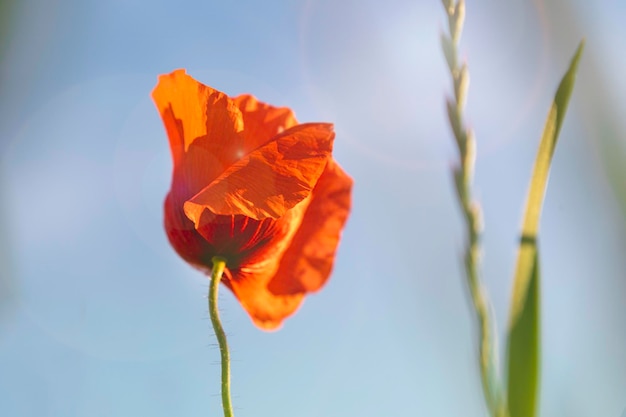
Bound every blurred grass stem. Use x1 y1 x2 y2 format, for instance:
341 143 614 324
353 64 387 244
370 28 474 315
440 1 506 415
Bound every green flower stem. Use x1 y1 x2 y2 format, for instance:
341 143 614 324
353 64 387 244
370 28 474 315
208 256 234 417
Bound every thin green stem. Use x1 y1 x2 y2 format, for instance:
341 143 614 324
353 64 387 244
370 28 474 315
208 256 234 417
440 1 506 416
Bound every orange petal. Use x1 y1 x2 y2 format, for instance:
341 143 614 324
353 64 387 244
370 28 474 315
268 159 352 293
233 94 299 150
193 210 295 269
163 191 213 272
152 69 243 175
226 159 352 329
227 272 306 331
183 123 335 225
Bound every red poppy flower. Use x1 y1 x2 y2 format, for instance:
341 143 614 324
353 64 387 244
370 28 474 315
152 69 352 330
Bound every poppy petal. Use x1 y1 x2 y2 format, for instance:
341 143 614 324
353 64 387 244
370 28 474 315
152 69 243 170
226 160 352 329
233 94 299 149
163 191 212 271
183 123 334 225
227 270 306 330
269 159 352 293
154 70 275 205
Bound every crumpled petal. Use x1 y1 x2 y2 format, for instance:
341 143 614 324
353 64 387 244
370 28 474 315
233 94 298 148
183 123 334 225
225 160 352 329
163 191 212 271
193 205 304 270
152 69 243 197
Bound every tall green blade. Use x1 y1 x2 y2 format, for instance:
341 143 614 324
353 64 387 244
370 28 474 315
506 40 584 417
507 245 541 417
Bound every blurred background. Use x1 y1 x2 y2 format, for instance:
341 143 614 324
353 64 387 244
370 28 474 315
1 0 625 416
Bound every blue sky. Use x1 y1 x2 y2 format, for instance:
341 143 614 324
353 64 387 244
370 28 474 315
1 1 625 416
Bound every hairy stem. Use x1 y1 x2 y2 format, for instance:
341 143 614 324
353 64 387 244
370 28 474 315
208 256 234 417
